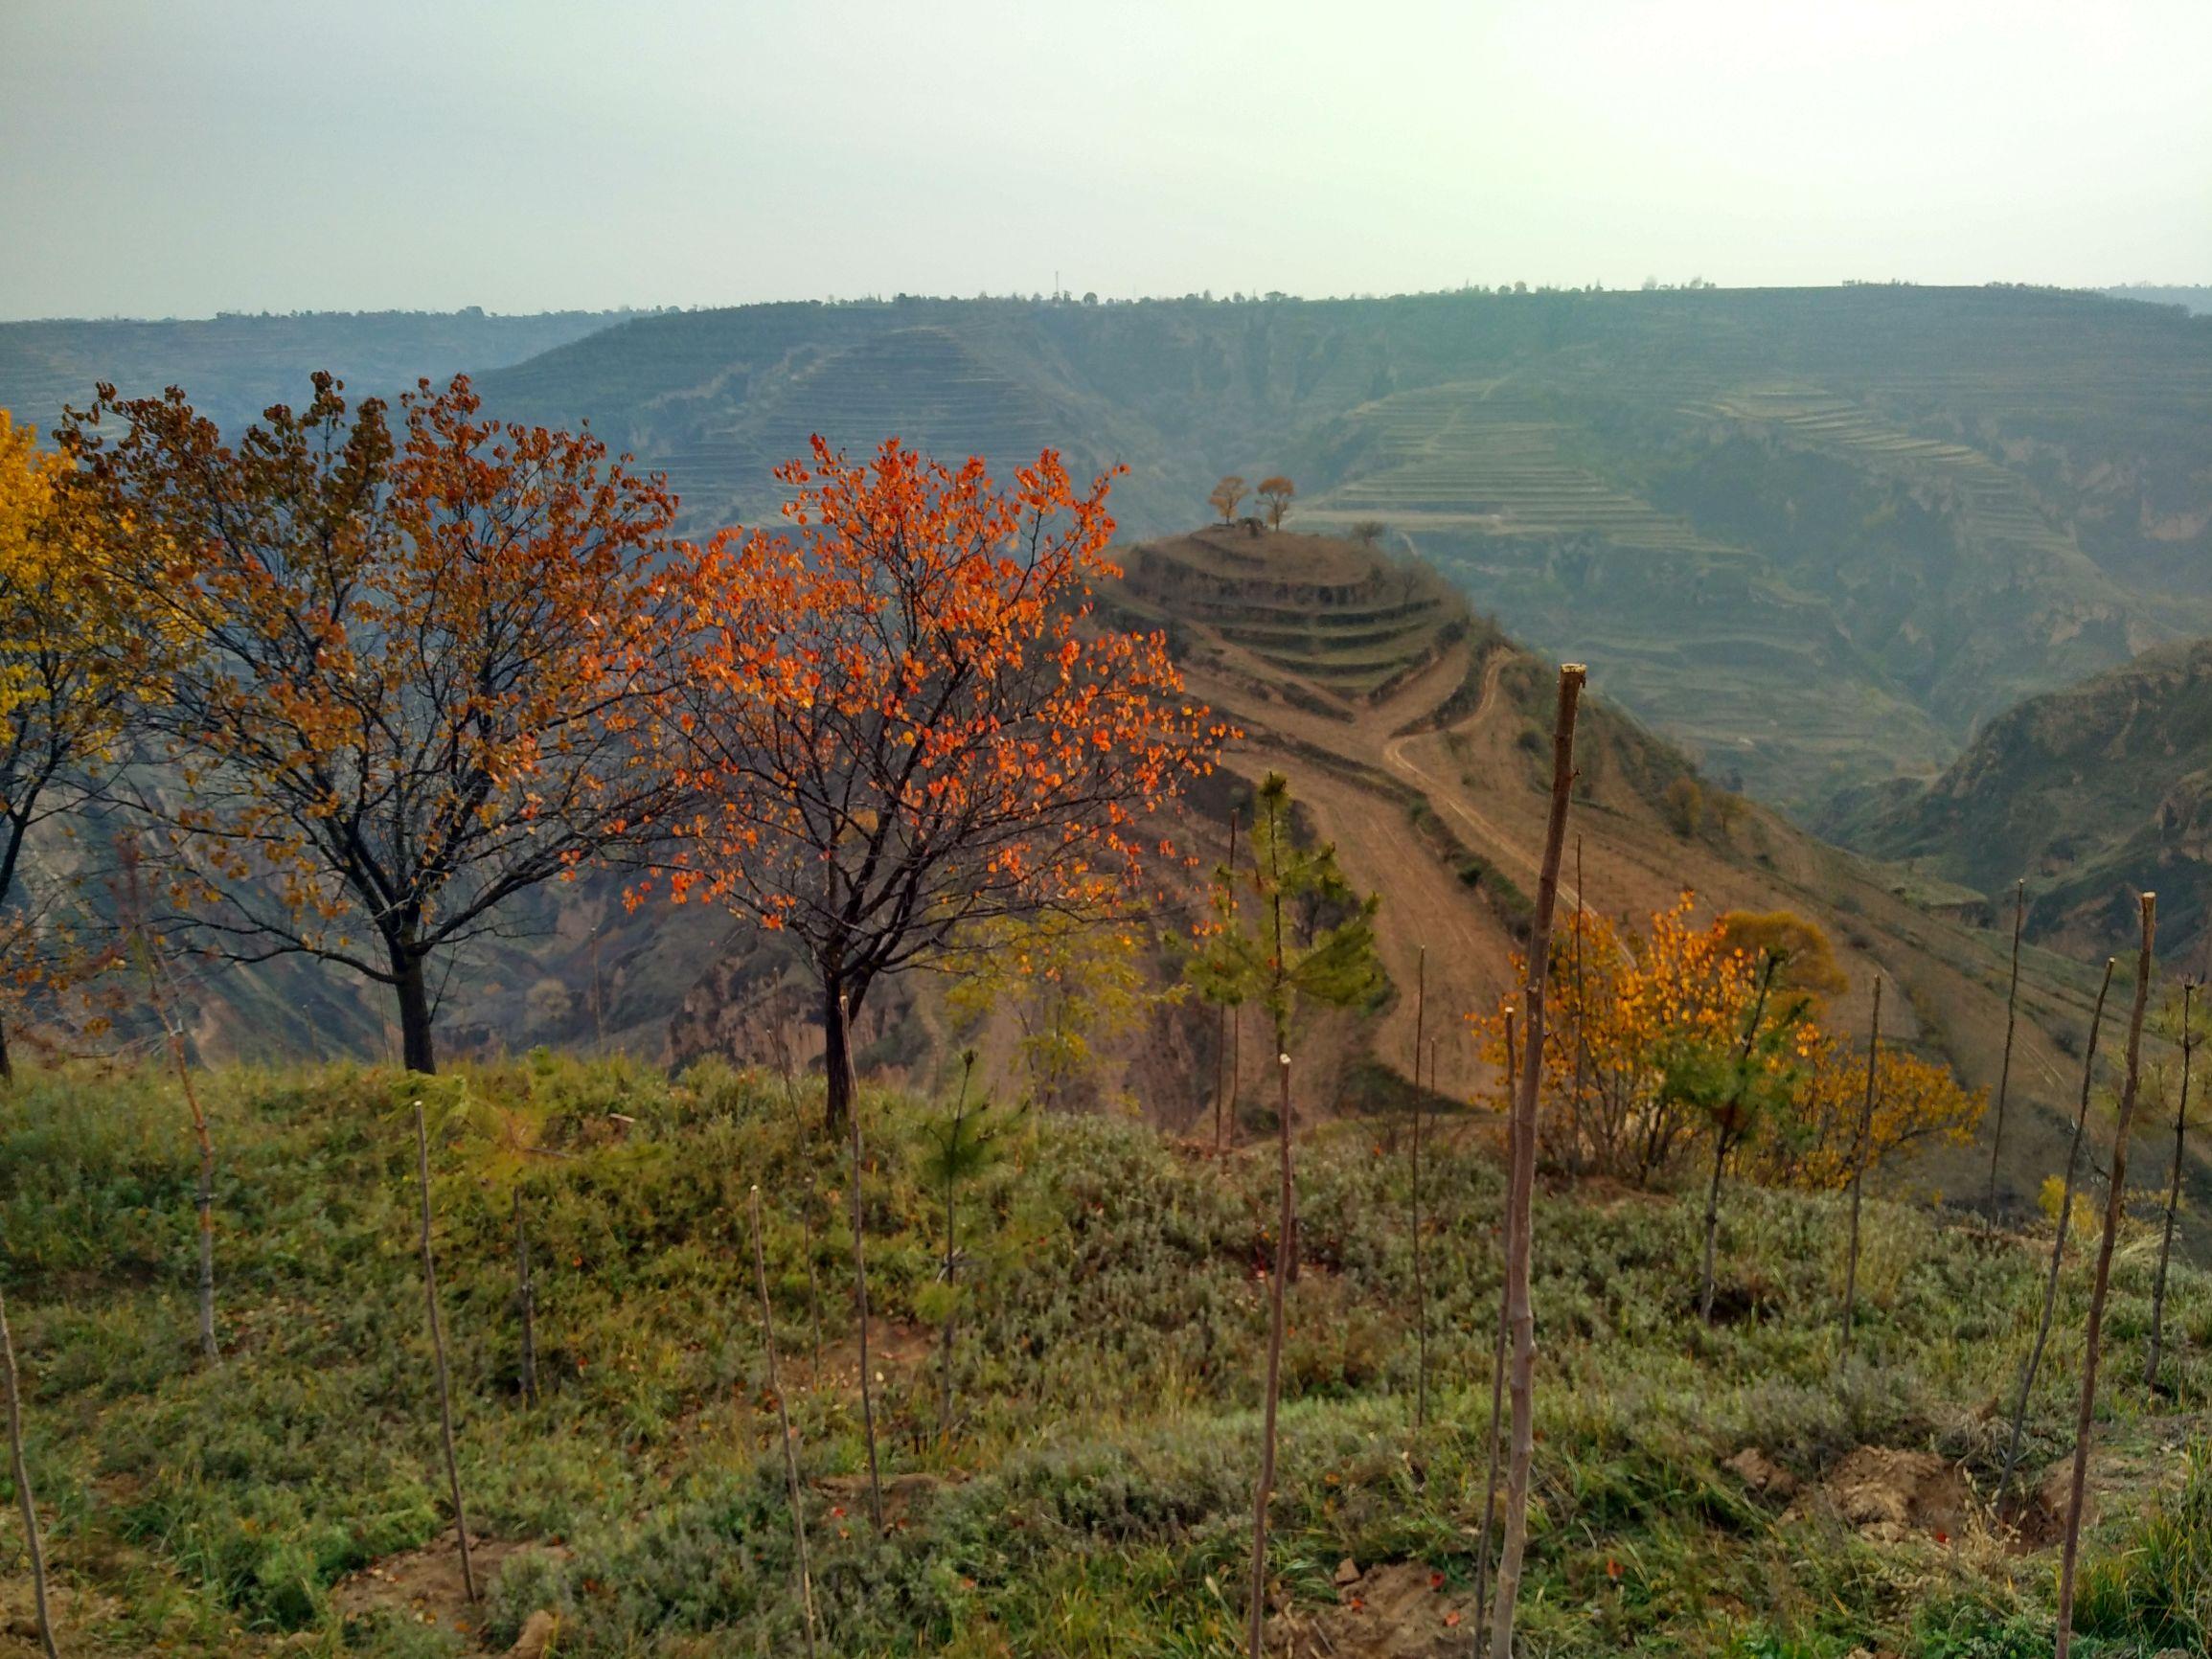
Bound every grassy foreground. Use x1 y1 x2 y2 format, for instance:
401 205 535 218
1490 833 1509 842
0 1056 2207 1656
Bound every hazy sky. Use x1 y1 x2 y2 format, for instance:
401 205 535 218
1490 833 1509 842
4 0 2206 319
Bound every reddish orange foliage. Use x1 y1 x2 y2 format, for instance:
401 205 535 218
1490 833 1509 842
62 374 684 1072
653 437 1227 1130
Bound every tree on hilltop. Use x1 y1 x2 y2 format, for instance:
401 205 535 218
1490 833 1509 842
659 438 1226 1139
61 374 687 1074
1257 475 1296 530
1209 475 1248 524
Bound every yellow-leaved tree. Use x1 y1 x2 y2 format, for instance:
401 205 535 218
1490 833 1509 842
0 408 157 1079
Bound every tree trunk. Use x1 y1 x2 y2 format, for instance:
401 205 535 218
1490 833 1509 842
1245 1045 1296 1659
0 1011 12 1087
513 1190 536 1407
2147 982 2193 1390
1699 961 1777 1328
1472 1006 1516 1638
823 972 856 1143
748 1186 819 1659
1228 1003 1242 1149
1490 663 1584 1659
840 992 885 1534
1842 977 1882 1352
0 1282 58 1659
1998 956 2114 1510
395 946 437 1076
1985 879 2025 1217
412 1102 475 1603
2057 895 2156 1659
1698 1131 1729 1326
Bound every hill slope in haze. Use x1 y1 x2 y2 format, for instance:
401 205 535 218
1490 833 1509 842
1838 637 2212 975
0 308 645 435
467 286 2212 814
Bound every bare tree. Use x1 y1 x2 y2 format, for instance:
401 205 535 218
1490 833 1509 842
749 1186 819 1659
1841 976 1881 1352
1986 879 2025 1216
1490 665 1585 1659
1472 1005 1516 1636
413 1102 475 1604
1410 945 1429 1427
0 1279 59 1658
841 994 885 1534
2147 980 2197 1389
1998 958 2115 1511
2056 894 2155 1659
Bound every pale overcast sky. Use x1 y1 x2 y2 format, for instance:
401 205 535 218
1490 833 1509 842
3 0 2206 319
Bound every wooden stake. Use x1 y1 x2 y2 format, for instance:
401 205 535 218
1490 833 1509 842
841 993 885 1534
2056 893 2155 1659
2147 980 2194 1389
1842 976 1882 1352
1997 958 2115 1511
1217 807 1240 1151
1244 1048 1296 1659
1472 1004 1516 1637
1411 945 1429 1430
1490 664 1585 1659
414 1102 476 1603
513 1189 536 1407
749 1186 819 1659
1 1280 58 1658
1986 878 2026 1217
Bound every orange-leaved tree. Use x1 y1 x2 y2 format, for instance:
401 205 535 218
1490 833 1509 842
60 374 686 1073
1256 475 1295 530
658 438 1226 1137
0 408 153 1079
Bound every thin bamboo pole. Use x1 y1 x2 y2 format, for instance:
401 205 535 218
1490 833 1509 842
2056 895 2155 1659
749 1186 819 1659
1489 662 1585 1659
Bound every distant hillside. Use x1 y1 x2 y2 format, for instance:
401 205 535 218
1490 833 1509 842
0 308 641 435
467 286 2212 813
2107 284 2212 316
1838 638 2212 974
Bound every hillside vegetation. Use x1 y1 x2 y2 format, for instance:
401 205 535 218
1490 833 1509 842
1 1057 2208 1656
1838 638 2212 972
462 285 2212 812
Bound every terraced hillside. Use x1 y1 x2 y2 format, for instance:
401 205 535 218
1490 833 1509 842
455 285 2212 813
1098 530 2179 1217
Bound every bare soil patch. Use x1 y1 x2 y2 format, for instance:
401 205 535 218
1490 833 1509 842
331 1529 567 1641
1269 1560 1470 1658
1818 1447 1968 1544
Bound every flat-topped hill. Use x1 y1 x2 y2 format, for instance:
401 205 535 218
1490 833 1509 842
1106 526 1484 705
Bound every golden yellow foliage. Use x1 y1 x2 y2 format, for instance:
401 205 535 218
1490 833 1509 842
1471 892 1982 1189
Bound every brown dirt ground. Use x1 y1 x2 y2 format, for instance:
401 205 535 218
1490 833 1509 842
331 1529 566 1642
1268 1560 1472 1658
